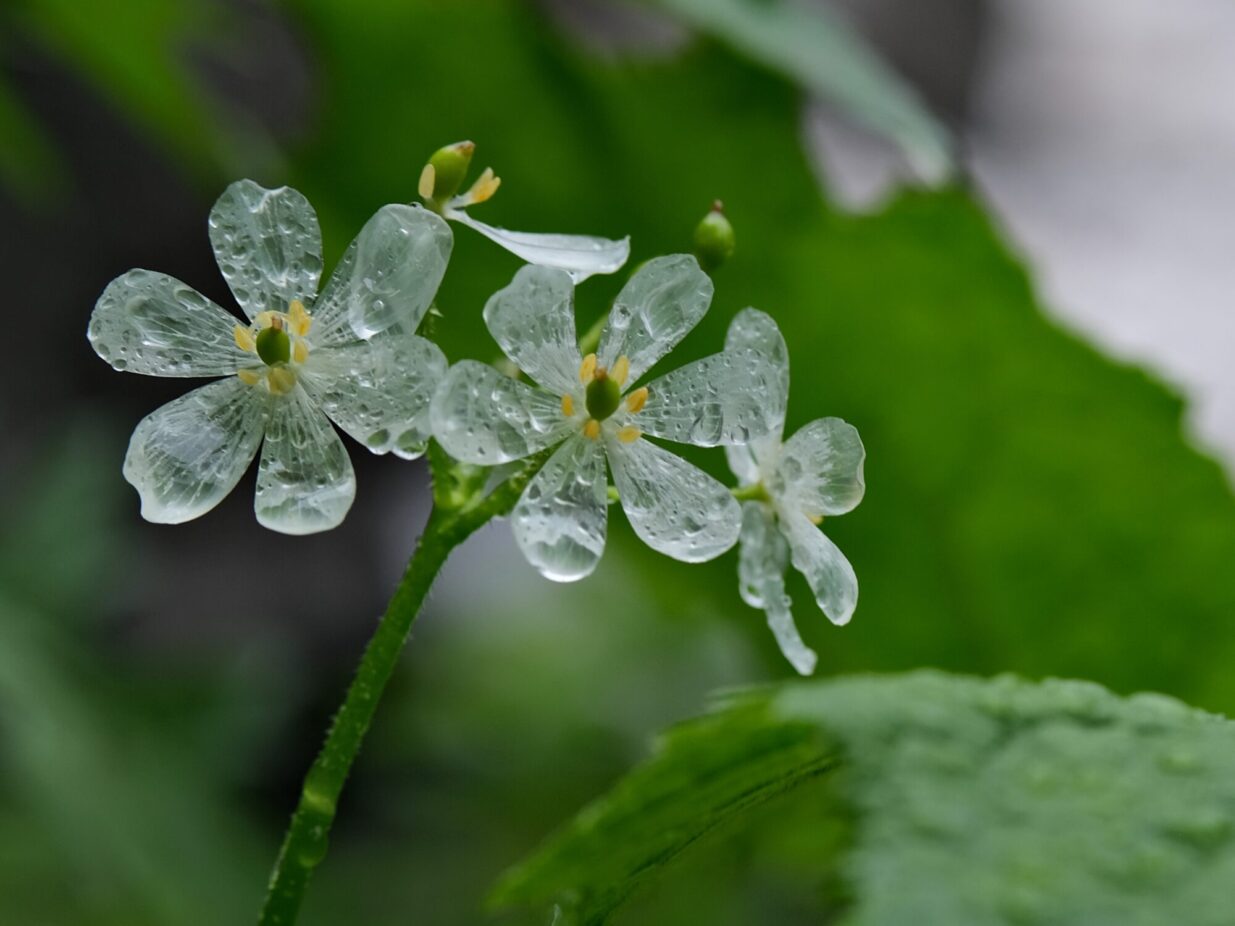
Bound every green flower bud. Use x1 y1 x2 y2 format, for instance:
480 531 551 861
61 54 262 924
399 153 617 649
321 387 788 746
585 371 623 421
693 200 736 272
256 324 291 366
419 141 475 204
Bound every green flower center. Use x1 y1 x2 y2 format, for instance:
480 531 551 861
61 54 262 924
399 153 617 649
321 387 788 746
585 371 622 421
256 325 291 366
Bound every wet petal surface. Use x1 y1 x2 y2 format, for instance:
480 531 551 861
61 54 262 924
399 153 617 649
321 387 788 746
451 211 629 282
431 360 574 465
208 180 323 320
638 348 779 447
313 204 452 344
774 417 866 517
483 264 582 394
255 387 355 534
738 503 817 675
598 255 713 384
512 434 608 582
608 437 740 562
725 307 789 441
301 331 447 460
123 378 266 523
90 270 250 377
780 510 858 626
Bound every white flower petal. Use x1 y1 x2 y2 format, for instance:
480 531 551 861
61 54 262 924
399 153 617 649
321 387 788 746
300 332 447 461
483 264 583 395
725 443 762 486
774 417 866 517
780 511 858 626
312 204 452 345
637 348 779 447
89 270 250 377
122 378 266 523
725 307 788 440
738 503 816 675
512 434 608 582
430 360 574 465
208 180 323 320
607 436 740 562
598 254 713 384
450 211 629 283
255 387 355 535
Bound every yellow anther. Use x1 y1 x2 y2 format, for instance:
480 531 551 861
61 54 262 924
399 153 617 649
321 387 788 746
561 394 575 417
418 162 436 200
809 513 824 526
236 368 261 386
583 419 601 440
579 353 597 383
611 355 630 387
293 340 309 364
234 325 256 353
466 167 501 204
288 299 312 336
617 425 641 443
625 386 648 414
254 311 277 329
268 367 297 395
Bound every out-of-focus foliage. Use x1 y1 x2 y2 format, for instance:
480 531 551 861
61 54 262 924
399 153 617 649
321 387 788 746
0 428 265 923
496 671 1235 925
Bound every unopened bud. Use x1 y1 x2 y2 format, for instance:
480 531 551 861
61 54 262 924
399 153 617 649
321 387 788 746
693 200 735 272
419 141 476 205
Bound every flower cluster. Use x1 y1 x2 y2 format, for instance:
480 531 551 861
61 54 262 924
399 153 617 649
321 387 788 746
89 163 864 672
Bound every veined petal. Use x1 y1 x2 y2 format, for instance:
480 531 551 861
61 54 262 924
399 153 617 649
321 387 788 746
512 434 608 582
313 204 452 345
430 360 574 465
774 417 866 517
122 378 265 523
637 348 779 447
90 270 250 376
450 211 629 283
598 254 713 384
725 443 762 487
208 180 323 320
301 331 447 460
780 511 858 626
738 503 817 675
608 437 740 562
255 387 355 534
483 264 583 394
725 308 788 441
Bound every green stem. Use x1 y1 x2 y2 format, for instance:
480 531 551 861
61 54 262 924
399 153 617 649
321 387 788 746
731 482 769 503
257 450 550 926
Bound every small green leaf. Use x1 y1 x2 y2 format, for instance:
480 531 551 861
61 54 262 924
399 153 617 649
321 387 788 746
494 671 1235 925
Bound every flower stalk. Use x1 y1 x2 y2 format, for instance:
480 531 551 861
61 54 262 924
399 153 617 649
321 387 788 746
257 448 551 925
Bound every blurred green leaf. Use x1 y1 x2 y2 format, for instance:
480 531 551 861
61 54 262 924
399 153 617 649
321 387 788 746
0 76 65 202
648 0 953 180
495 671 1235 925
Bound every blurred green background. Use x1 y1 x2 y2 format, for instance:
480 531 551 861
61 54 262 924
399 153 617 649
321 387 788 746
3 1 1235 923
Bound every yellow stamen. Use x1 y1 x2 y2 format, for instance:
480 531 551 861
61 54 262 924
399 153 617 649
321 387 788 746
809 513 824 526
617 425 641 443
234 325 256 353
466 167 501 204
236 369 261 386
579 353 597 383
288 299 312 336
292 340 309 364
561 394 575 417
625 386 648 414
583 419 601 440
254 311 277 329
418 163 436 199
268 367 297 395
611 355 630 387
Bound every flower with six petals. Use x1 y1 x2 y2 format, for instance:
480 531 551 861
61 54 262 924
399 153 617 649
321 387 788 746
724 309 866 675
88 180 452 534
430 256 779 580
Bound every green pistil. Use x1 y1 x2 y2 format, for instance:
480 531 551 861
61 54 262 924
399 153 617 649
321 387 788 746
585 372 622 421
256 326 291 366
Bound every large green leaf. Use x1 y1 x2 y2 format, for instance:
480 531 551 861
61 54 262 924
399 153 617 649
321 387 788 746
494 671 1235 925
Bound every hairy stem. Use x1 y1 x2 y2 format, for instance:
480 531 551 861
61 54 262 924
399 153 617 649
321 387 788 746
258 450 550 925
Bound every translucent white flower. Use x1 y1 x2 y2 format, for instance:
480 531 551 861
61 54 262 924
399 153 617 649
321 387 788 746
89 179 453 534
724 309 865 675
431 255 779 581
418 141 629 283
